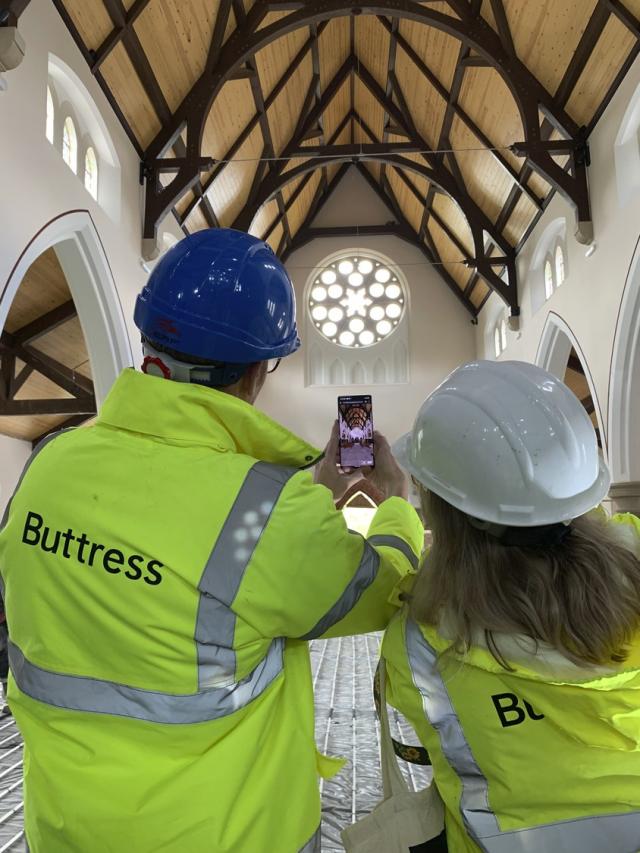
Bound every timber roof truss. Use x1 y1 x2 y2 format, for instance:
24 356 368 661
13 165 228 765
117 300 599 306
33 0 640 317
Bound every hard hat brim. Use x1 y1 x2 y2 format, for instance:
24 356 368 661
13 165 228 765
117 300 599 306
391 432 412 475
392 430 611 527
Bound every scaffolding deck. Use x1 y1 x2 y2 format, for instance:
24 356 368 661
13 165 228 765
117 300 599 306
0 634 430 851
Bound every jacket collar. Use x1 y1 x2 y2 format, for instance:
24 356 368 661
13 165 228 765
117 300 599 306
97 369 321 469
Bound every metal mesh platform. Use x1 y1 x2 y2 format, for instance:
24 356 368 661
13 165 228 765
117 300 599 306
0 634 430 852
0 715 26 852
312 634 431 851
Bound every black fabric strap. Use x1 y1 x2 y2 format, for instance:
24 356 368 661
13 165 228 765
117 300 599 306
497 523 572 548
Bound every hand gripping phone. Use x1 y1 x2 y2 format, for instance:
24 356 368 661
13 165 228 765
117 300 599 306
337 395 374 468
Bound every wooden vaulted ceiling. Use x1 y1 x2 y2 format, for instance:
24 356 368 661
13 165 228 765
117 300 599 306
46 0 640 317
0 249 96 444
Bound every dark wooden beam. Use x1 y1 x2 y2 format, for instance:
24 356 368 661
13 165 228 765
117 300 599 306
554 3 612 109
291 142 425 157
606 0 640 39
179 24 328 226
11 300 77 346
379 16 399 191
141 0 586 244
354 163 477 318
206 0 234 71
0 399 96 417
376 16 542 209
0 0 30 26
488 0 515 55
51 0 143 156
294 223 419 243
231 56 356 231
11 363 33 398
264 114 352 243
280 162 351 261
89 0 154 72
0 351 14 401
0 333 94 399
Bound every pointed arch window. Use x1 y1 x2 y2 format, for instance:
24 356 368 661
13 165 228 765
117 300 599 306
494 325 501 358
84 147 98 199
62 117 78 172
46 87 55 144
500 318 507 351
544 259 554 300
555 244 565 286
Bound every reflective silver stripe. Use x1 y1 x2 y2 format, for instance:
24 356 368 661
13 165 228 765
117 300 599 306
195 461 296 688
299 536 380 640
9 636 284 725
0 430 65 532
404 618 640 852
298 827 321 853
0 430 69 603
368 533 420 570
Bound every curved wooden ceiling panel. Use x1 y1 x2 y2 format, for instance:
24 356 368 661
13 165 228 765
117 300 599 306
53 0 640 317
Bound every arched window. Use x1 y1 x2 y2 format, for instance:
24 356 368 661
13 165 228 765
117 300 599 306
46 87 55 144
555 244 565 286
84 147 98 199
62 117 78 172
544 259 554 299
500 318 507 351
494 325 501 358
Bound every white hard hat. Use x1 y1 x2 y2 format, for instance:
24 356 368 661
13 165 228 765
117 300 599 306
393 360 610 527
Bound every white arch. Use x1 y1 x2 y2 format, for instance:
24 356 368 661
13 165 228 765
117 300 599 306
536 311 608 465
614 81 640 208
608 234 640 481
0 211 133 406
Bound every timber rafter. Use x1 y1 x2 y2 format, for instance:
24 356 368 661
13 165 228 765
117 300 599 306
53 0 640 316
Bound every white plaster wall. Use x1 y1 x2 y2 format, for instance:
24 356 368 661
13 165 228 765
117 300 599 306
0 0 181 364
0 435 31 517
475 52 640 469
258 170 477 449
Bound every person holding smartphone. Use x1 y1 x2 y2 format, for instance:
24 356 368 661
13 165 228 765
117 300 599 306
0 228 422 853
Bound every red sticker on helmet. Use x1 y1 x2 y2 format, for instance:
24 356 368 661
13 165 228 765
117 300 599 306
142 356 171 380
156 318 179 335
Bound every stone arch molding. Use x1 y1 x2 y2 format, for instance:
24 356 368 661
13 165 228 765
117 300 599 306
536 311 607 465
0 211 133 406
609 234 640 482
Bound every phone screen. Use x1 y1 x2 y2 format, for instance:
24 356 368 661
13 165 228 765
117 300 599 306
338 395 374 469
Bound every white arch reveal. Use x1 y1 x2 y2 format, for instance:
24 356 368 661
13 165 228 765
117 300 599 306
0 210 133 405
536 311 608 465
609 234 640 482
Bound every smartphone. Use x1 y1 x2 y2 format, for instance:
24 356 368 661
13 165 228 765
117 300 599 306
338 395 374 469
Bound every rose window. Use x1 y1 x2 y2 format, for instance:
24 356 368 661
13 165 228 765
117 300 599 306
308 254 406 348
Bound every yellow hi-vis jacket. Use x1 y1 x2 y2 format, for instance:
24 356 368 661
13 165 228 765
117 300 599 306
382 514 640 853
0 369 424 853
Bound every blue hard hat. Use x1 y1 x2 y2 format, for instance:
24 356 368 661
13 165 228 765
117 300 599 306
134 229 300 363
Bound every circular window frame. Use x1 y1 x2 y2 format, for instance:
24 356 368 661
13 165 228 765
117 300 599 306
305 248 408 349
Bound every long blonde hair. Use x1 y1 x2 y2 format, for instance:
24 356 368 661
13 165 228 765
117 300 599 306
411 490 640 668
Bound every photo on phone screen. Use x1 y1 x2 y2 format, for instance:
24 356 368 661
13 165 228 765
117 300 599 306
338 395 374 469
